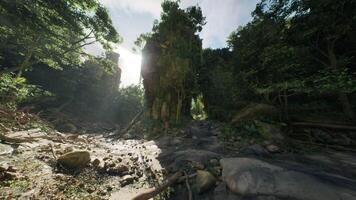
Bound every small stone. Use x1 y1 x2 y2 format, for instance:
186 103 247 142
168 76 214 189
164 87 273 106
130 156 139 162
191 161 205 170
107 165 129 175
209 159 219 166
120 175 134 186
106 185 113 191
92 158 100 167
86 186 95 193
266 144 280 153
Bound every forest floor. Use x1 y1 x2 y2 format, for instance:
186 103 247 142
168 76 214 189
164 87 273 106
1 120 356 200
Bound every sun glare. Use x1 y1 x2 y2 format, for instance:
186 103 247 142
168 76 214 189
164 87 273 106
116 47 142 87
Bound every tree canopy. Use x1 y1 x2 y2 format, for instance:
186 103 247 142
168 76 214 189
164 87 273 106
0 0 121 75
141 0 205 123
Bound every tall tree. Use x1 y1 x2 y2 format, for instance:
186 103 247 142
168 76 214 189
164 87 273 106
285 0 356 120
141 0 205 123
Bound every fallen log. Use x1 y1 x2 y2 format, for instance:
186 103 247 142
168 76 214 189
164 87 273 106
291 122 356 131
132 171 183 200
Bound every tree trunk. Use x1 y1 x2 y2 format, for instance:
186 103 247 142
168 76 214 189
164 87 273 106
17 51 34 77
327 40 355 120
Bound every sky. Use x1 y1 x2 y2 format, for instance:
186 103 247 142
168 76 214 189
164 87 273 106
86 0 259 87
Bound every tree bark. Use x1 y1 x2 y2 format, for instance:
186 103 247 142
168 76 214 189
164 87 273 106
327 40 355 120
16 50 34 77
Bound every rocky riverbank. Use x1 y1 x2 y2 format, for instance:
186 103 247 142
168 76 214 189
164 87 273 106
1 120 356 200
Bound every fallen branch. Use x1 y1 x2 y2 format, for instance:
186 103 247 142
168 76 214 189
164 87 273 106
184 171 193 200
0 133 36 144
291 122 356 131
178 172 197 183
119 110 143 136
49 143 58 160
132 171 183 200
289 138 356 152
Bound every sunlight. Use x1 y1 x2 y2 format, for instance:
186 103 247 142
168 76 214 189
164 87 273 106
116 47 142 87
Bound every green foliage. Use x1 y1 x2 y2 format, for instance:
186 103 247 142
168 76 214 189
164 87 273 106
201 0 356 121
0 0 121 74
191 94 207 120
0 73 50 108
141 0 205 122
114 85 144 124
199 48 236 120
24 55 143 125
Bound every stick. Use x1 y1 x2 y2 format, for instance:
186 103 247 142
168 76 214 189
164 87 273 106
132 171 183 200
119 110 143 136
178 173 197 183
49 143 57 160
184 171 193 200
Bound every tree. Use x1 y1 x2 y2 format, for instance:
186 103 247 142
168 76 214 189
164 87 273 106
0 0 121 75
285 0 356 120
141 0 205 123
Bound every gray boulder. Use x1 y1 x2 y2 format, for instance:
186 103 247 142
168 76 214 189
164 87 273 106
220 157 356 200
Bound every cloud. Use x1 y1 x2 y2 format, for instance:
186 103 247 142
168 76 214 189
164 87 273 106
100 0 163 18
182 0 258 48
99 0 258 48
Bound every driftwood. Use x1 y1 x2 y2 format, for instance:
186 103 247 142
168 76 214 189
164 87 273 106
0 133 37 144
132 171 183 200
291 122 356 131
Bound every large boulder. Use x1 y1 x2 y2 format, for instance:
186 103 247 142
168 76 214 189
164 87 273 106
57 151 90 169
231 104 278 124
195 170 217 193
220 157 356 200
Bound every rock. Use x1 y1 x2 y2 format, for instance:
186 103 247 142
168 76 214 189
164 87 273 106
0 164 19 181
191 160 205 170
107 165 129 175
220 157 356 200
265 144 280 153
0 143 13 155
92 158 100 167
56 123 77 133
209 159 219 166
120 175 135 186
57 151 90 169
161 149 221 172
213 182 242 200
240 144 269 157
254 121 284 141
231 104 278 124
195 170 216 193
